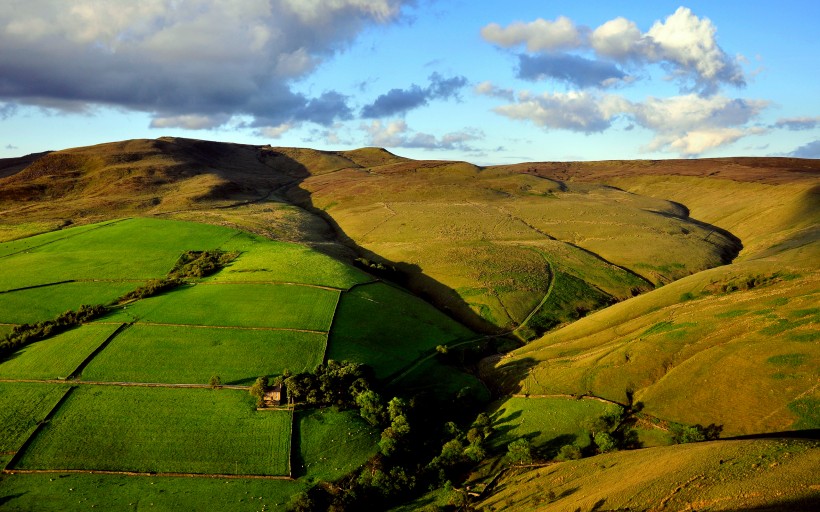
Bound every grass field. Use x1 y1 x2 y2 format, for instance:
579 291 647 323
0 472 306 512
0 282 137 323
479 439 820 512
15 386 292 476
0 221 117 257
106 283 339 331
81 324 326 385
489 397 622 454
295 408 380 482
0 218 238 290
0 383 70 454
0 324 123 380
213 231 371 289
328 282 474 379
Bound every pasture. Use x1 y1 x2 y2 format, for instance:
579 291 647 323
0 324 122 380
81 324 326 385
328 282 474 378
0 282 137 324
0 383 69 454
106 283 339 331
489 397 622 454
295 408 379 482
0 218 238 290
15 386 293 476
213 231 371 289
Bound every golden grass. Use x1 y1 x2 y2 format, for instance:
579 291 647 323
480 438 820 511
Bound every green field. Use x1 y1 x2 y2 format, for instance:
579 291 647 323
214 232 372 289
0 218 237 290
81 324 326 385
15 386 292 476
106 283 340 331
0 383 70 453
0 221 117 258
0 472 306 512
295 408 380 482
328 282 474 378
0 282 137 324
0 324 122 380
489 397 622 453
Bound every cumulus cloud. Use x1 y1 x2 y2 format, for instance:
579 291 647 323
0 0 408 131
362 120 483 150
787 140 820 158
493 91 627 133
517 53 629 88
482 7 744 95
491 91 767 156
474 82 515 101
360 73 467 118
774 116 820 131
481 16 582 52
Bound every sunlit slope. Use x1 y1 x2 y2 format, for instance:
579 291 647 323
479 438 820 512
482 165 820 435
294 159 739 334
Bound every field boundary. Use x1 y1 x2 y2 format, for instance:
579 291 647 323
4 385 76 471
0 378 250 390
67 322 131 380
0 280 76 295
95 321 328 335
513 249 554 334
199 281 345 292
1 468 294 480
287 408 295 478
321 291 344 363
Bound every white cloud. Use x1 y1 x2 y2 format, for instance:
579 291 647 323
590 17 642 60
481 16 582 52
150 114 231 130
474 81 515 101
259 123 296 139
774 116 820 131
493 91 627 133
0 0 409 130
362 120 483 150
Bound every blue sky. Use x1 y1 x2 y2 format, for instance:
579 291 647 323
1 0 818 163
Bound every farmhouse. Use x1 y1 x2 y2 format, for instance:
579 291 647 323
262 385 283 407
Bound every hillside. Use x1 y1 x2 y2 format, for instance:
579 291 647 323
0 138 818 510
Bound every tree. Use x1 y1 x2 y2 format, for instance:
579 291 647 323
355 390 385 426
556 444 582 461
249 376 267 405
209 374 221 389
594 432 618 453
673 423 723 443
506 439 532 465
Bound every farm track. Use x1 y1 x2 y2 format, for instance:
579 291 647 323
513 249 555 334
0 378 249 390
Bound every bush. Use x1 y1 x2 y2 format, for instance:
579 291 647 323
673 423 722 443
556 444 582 461
505 438 532 465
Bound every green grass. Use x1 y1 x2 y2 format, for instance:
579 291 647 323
388 356 491 403
0 222 117 258
0 218 238 290
0 282 137 324
489 397 622 454
328 282 474 379
15 386 292 476
213 232 372 289
788 398 820 429
0 472 306 512
81 324 326 385
0 383 70 453
0 324 14 338
106 283 339 331
0 324 123 380
295 408 380 482
526 270 613 335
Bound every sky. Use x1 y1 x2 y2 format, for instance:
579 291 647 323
1 0 819 164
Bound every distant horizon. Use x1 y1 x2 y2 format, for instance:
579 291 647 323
1 1 818 163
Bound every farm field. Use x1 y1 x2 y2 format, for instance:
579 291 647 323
106 283 339 331
0 383 69 454
14 386 292 476
213 231 372 289
0 218 238 290
0 282 137 324
479 438 820 512
81 324 326 385
328 282 474 379
489 397 623 453
0 324 123 380
295 408 380 482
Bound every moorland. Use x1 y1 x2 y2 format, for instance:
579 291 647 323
0 137 817 511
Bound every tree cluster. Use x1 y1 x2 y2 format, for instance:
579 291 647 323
0 304 107 359
169 250 238 279
284 360 373 408
672 423 722 443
